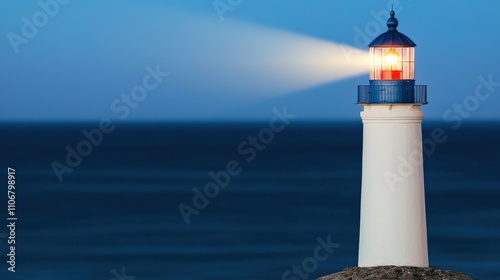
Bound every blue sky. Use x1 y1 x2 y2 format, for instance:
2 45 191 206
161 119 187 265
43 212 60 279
1 0 500 121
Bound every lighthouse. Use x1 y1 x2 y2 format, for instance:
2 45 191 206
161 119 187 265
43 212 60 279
357 10 429 267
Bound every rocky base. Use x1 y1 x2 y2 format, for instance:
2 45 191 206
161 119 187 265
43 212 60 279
317 266 475 280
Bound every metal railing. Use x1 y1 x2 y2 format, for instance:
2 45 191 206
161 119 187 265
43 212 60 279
357 85 427 104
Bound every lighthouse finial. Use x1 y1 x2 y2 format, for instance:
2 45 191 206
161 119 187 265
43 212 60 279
387 7 398 30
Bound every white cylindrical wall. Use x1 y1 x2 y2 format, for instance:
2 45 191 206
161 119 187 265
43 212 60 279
358 104 428 267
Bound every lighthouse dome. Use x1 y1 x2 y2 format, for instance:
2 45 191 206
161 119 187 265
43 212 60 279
368 10 416 47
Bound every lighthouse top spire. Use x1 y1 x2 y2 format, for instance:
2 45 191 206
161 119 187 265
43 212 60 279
387 8 398 30
368 9 416 47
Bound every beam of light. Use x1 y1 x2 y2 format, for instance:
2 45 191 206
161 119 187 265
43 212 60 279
159 12 369 103
0 3 370 121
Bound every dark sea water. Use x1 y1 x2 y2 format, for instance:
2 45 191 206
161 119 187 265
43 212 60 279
0 122 499 280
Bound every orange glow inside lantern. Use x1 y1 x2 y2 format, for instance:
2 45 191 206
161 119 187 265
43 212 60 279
369 47 415 81
381 49 402 80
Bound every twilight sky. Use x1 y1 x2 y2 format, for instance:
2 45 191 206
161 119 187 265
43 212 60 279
1 0 500 122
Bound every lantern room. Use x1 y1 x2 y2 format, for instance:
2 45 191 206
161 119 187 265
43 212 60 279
370 47 414 81
357 9 427 105
369 10 416 81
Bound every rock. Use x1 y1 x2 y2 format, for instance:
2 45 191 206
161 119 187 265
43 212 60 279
317 266 475 280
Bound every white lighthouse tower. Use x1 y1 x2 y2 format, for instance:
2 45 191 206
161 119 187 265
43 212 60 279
357 10 429 267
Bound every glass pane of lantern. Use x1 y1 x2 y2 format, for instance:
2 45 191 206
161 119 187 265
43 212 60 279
403 48 409 62
369 48 375 80
403 61 407 79
413 49 416 79
409 62 415 80
402 48 408 79
371 48 382 80
376 48 382 80
396 47 403 71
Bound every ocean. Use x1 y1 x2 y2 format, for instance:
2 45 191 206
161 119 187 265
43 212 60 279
0 122 499 280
